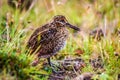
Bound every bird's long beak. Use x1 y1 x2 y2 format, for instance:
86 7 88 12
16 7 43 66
66 23 80 31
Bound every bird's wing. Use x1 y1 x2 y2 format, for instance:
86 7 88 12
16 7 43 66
39 27 57 44
27 22 58 54
27 23 50 50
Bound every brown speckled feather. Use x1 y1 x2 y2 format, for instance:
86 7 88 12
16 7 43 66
27 23 50 53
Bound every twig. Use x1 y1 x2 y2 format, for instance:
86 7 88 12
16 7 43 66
6 13 10 43
49 75 64 79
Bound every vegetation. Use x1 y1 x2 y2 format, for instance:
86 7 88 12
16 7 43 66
0 0 120 80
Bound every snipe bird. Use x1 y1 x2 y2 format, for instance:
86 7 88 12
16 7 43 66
27 15 80 72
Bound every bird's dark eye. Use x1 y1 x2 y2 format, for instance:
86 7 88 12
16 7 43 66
61 20 65 22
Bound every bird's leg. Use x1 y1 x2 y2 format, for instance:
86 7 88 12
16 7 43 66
47 58 64 73
47 57 52 66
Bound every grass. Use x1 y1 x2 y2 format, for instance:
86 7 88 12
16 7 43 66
0 0 120 80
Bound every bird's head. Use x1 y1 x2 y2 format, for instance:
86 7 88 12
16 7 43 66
53 15 80 31
53 15 67 23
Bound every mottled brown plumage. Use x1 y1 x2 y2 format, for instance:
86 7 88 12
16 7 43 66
27 15 80 70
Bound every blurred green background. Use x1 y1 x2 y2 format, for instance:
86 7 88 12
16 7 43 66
0 0 120 80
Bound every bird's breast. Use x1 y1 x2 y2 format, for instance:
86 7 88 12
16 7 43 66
38 27 69 57
51 28 68 53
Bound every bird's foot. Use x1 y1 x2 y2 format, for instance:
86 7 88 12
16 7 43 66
51 67 65 74
50 63 65 74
